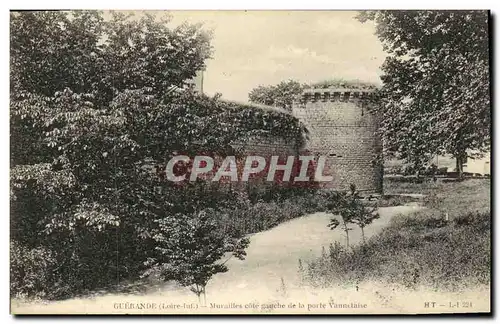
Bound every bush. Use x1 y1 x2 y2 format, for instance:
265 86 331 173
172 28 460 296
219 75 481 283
216 189 330 235
384 164 403 175
453 211 490 230
10 241 61 299
375 194 418 207
10 10 314 302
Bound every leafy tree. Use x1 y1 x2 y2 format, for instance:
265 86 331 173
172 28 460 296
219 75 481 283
345 186 379 244
358 11 490 178
10 10 308 299
9 10 213 297
10 11 211 103
149 209 249 304
327 184 379 247
248 78 378 115
327 194 353 249
248 80 303 112
10 11 104 98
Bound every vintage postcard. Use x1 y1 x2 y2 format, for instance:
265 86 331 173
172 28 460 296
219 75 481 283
9 10 491 315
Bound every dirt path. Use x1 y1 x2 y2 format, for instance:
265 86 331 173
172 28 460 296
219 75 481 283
209 205 420 295
12 204 489 314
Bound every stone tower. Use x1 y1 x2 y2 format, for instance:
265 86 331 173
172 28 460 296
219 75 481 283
292 87 383 194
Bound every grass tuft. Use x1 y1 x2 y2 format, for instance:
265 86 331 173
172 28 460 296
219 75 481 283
304 179 491 291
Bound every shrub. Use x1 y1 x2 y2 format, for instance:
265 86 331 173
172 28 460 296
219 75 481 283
10 241 60 299
215 189 330 235
375 194 418 207
453 211 490 230
147 209 249 303
326 185 379 247
11 10 326 302
384 164 404 175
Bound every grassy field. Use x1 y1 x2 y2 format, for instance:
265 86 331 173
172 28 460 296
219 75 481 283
306 178 491 291
385 178 490 216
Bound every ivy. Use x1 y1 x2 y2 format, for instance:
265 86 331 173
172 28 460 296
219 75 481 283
10 10 307 300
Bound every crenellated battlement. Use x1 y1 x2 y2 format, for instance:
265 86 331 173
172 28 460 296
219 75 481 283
300 87 376 103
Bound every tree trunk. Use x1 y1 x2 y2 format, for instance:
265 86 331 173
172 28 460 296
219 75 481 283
342 220 350 249
196 285 202 304
361 226 366 245
456 151 466 179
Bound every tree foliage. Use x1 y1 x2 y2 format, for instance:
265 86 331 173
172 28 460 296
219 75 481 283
305 78 378 90
10 10 306 300
248 80 303 112
247 78 378 115
327 184 379 247
148 209 249 303
10 11 211 102
358 11 490 175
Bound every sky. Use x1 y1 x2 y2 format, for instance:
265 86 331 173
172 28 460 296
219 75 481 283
167 11 387 102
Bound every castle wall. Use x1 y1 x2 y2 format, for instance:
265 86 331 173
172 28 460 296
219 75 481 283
232 135 298 157
293 88 383 193
187 83 383 193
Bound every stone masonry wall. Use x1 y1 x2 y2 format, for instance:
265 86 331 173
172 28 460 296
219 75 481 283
293 88 383 193
232 135 298 157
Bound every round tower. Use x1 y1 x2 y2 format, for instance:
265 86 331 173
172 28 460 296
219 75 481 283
292 87 383 194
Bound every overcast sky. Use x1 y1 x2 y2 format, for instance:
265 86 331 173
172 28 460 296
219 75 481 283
168 11 386 102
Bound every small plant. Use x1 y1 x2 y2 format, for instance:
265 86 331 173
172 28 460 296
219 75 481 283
149 208 249 305
278 277 288 297
297 258 305 284
327 184 380 247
